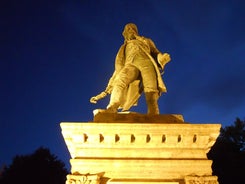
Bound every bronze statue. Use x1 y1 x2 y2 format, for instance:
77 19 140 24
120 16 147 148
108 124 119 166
90 23 171 114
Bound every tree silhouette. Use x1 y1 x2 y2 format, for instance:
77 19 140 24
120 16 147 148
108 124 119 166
0 147 68 184
208 118 245 184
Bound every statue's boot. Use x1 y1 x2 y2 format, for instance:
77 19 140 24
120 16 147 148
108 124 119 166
145 92 160 115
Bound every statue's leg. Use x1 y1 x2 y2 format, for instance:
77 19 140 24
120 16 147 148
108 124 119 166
145 92 160 115
136 59 159 115
106 65 139 112
106 86 123 112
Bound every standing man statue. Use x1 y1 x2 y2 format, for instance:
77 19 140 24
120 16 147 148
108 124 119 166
90 23 171 115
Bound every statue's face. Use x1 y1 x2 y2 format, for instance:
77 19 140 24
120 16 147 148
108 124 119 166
123 24 138 40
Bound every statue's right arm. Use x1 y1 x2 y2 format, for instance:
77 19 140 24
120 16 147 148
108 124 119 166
90 70 117 103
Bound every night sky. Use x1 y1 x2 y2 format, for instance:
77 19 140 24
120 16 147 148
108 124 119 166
1 0 245 170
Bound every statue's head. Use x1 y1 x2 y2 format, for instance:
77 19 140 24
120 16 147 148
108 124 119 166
122 23 138 40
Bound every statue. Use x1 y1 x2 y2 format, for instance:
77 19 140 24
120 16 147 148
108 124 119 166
90 23 171 115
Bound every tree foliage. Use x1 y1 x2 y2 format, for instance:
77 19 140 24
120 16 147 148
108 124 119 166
208 118 245 184
220 118 245 151
0 147 68 184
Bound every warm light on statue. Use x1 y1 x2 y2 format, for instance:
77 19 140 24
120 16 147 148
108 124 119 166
90 23 171 114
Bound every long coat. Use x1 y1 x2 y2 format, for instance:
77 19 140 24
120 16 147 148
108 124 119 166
107 36 167 111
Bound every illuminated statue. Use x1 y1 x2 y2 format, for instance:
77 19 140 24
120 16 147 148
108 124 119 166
90 23 171 114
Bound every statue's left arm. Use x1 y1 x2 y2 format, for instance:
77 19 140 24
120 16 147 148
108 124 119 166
148 39 171 70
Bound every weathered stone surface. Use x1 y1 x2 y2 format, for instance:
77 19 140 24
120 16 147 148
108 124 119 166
60 119 221 183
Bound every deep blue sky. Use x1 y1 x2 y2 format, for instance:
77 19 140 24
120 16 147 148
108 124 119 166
1 0 245 170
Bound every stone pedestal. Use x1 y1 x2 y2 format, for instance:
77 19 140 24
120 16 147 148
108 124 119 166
61 114 220 184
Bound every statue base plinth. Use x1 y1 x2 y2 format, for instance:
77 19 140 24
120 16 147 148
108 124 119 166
61 114 220 184
93 111 184 123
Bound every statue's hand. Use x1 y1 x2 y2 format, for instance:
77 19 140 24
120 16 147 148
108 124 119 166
90 96 98 104
90 91 108 104
157 53 171 69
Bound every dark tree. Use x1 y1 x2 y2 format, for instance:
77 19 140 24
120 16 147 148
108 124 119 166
208 118 245 184
0 147 68 184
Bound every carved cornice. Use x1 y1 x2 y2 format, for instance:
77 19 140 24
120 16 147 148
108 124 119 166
184 175 219 184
